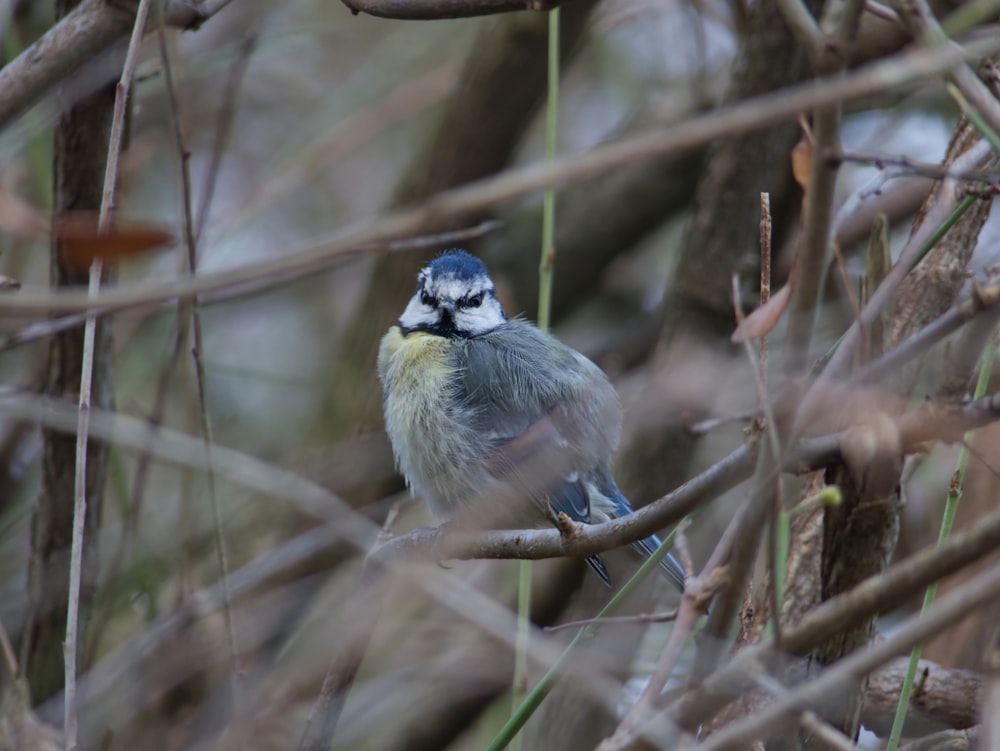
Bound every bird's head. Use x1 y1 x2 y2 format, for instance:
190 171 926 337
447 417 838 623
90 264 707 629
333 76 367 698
398 249 508 338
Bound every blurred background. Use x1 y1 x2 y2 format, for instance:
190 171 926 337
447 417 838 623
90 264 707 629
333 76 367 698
0 0 996 748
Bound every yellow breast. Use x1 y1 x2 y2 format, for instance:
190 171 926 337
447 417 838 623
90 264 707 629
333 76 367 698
378 327 479 514
378 327 454 391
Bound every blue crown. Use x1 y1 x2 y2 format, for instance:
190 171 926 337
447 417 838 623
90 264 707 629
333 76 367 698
428 249 490 281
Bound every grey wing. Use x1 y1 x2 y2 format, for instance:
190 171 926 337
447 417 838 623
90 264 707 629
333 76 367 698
454 320 622 519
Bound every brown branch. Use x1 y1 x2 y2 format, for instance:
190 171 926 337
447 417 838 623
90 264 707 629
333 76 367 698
815 124 994 383
862 656 981 736
0 0 239 128
836 150 1000 182
0 220 502 354
673 561 1000 751
2 36 999 319
20 0 117 707
358 394 1000 566
774 0 825 56
667 492 1000 736
899 726 980 751
6 329 970 619
799 711 860 751
340 0 572 19
896 0 1000 138
855 280 1000 386
833 175 933 249
889 114 994 366
783 0 866 375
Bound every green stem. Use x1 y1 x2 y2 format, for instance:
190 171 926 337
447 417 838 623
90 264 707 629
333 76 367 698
885 345 994 751
509 8 561 747
536 6 559 333
487 524 685 751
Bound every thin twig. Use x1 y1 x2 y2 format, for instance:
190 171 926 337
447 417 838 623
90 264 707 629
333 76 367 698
837 149 1000 182
543 611 679 633
773 0 825 57
4 37 1000 318
800 710 860 750
155 3 243 718
9 387 1000 571
759 192 772 389
678 561 1000 751
865 0 903 24
65 2 153 748
808 137 993 388
854 281 1000 386
0 0 240 128
667 491 1000 735
898 0 1000 140
0 220 504 354
0 613 18 675
194 33 257 248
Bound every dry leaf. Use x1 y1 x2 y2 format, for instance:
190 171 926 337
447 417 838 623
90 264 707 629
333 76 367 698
54 214 174 268
791 136 813 193
732 282 792 342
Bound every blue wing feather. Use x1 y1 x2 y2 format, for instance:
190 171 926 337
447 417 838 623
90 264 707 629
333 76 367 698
454 321 685 591
544 475 613 586
598 479 687 591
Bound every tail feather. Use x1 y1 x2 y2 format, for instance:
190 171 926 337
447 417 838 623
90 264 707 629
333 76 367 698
600 475 686 592
585 554 612 586
633 535 686 592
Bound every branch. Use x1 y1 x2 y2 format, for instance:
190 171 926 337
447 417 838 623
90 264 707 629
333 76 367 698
863 657 981 736
815 131 994 384
783 0 867 375
339 0 572 20
667 490 1000 735
1 35 998 319
0 0 238 128
674 561 1000 751
899 727 980 751
774 0 825 57
364 394 1000 566
855 281 1000 386
896 0 1000 138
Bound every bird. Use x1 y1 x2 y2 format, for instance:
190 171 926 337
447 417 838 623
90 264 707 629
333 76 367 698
377 248 685 590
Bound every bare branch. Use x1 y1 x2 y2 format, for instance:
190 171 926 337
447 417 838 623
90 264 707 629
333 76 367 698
774 0 825 56
65 3 154 743
1 37 998 319
0 0 240 128
808 136 993 385
676 561 1000 751
666 494 1000 737
896 0 1000 138
340 0 571 20
863 657 981 736
898 727 980 751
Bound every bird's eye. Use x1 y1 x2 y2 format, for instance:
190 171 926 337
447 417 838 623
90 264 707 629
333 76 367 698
464 293 483 308
420 290 436 307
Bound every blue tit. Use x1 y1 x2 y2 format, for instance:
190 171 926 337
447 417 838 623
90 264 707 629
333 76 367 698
377 249 685 590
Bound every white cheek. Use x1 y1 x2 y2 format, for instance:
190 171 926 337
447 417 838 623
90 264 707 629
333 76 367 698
399 296 438 328
455 301 505 335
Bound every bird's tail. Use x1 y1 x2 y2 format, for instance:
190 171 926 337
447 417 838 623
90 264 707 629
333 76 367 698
599 474 686 592
632 535 686 593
